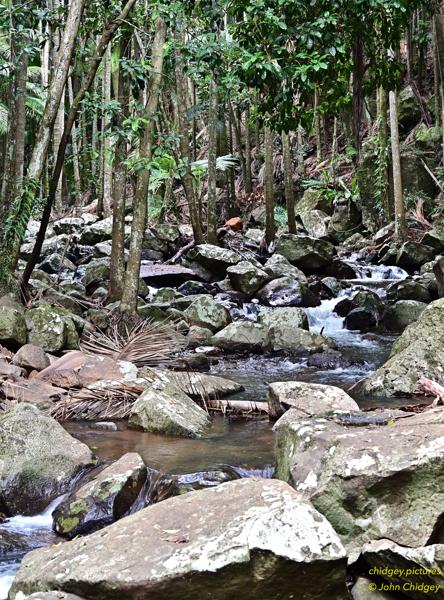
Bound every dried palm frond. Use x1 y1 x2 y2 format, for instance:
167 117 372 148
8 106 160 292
80 317 186 368
50 383 144 421
411 198 432 229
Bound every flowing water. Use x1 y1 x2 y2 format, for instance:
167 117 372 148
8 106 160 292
0 260 409 598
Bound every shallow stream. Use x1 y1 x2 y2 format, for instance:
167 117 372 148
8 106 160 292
0 260 409 599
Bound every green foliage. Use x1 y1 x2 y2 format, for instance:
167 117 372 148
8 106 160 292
274 205 288 228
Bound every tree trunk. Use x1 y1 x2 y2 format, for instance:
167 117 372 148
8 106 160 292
314 88 322 162
281 131 296 234
68 77 82 200
174 27 203 244
264 126 275 246
377 86 391 221
109 28 132 301
207 79 218 244
389 88 407 240
22 0 137 288
119 17 167 315
102 45 112 217
244 107 253 195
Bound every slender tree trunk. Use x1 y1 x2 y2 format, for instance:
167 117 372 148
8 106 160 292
244 107 253 195
68 77 82 200
314 89 322 162
52 0 65 211
281 131 296 234
389 88 407 240
109 29 132 302
264 126 275 246
207 79 218 244
102 45 112 217
297 126 305 176
377 86 391 221
352 34 364 161
22 0 137 287
174 27 203 244
120 17 166 315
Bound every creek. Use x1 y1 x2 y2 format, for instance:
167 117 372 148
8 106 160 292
0 260 409 599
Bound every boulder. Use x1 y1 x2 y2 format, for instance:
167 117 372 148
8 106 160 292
0 403 94 515
186 325 213 348
256 276 320 307
359 298 444 397
149 370 243 399
268 381 359 419
382 300 427 332
19 594 86 600
10 479 347 600
25 304 79 352
327 198 362 243
433 256 444 297
258 307 309 331
0 306 27 348
12 344 50 371
128 380 210 437
344 290 385 332
325 258 359 279
398 85 421 129
93 241 112 258
276 234 336 270
361 539 444 599
307 350 354 370
263 253 307 282
421 228 444 252
186 244 242 276
386 279 431 303
212 321 268 352
184 295 231 332
53 217 84 236
266 325 335 356
274 407 444 553
156 223 180 242
351 577 398 599
78 217 113 245
396 241 436 268
226 261 269 295
53 453 147 538
37 253 76 275
81 259 110 291
295 187 334 216
300 209 329 238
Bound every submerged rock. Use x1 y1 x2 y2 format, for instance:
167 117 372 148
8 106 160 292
10 479 347 600
0 403 94 515
128 380 210 437
268 381 359 419
359 298 444 397
266 325 335 356
258 307 309 331
274 407 444 553
53 453 147 538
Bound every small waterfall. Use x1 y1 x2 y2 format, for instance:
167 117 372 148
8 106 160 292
0 496 64 599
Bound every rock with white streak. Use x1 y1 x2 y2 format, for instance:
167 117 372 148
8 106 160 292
9 479 347 600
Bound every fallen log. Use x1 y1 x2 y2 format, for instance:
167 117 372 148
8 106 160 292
417 376 444 406
205 399 269 415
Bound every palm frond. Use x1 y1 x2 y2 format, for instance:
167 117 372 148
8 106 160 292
80 317 186 368
0 101 7 135
192 154 239 173
25 94 45 117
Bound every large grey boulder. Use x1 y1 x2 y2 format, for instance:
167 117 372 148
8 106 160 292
266 324 335 356
274 407 444 553
0 403 94 515
78 217 113 245
53 217 84 236
226 260 269 295
256 276 320 307
382 300 427 332
268 381 359 419
0 306 27 348
361 539 444 600
396 241 436 268
184 295 231 332
150 369 243 399
12 344 50 371
53 453 147 538
10 479 347 600
351 577 397 599
25 304 79 352
128 379 210 437
81 258 110 291
263 253 307 282
276 234 336 270
359 298 444 397
258 307 309 331
301 209 330 239
295 187 334 216
187 243 242 276
212 321 268 352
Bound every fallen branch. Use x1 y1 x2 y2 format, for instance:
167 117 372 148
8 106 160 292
417 376 444 406
206 399 269 415
167 240 195 264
